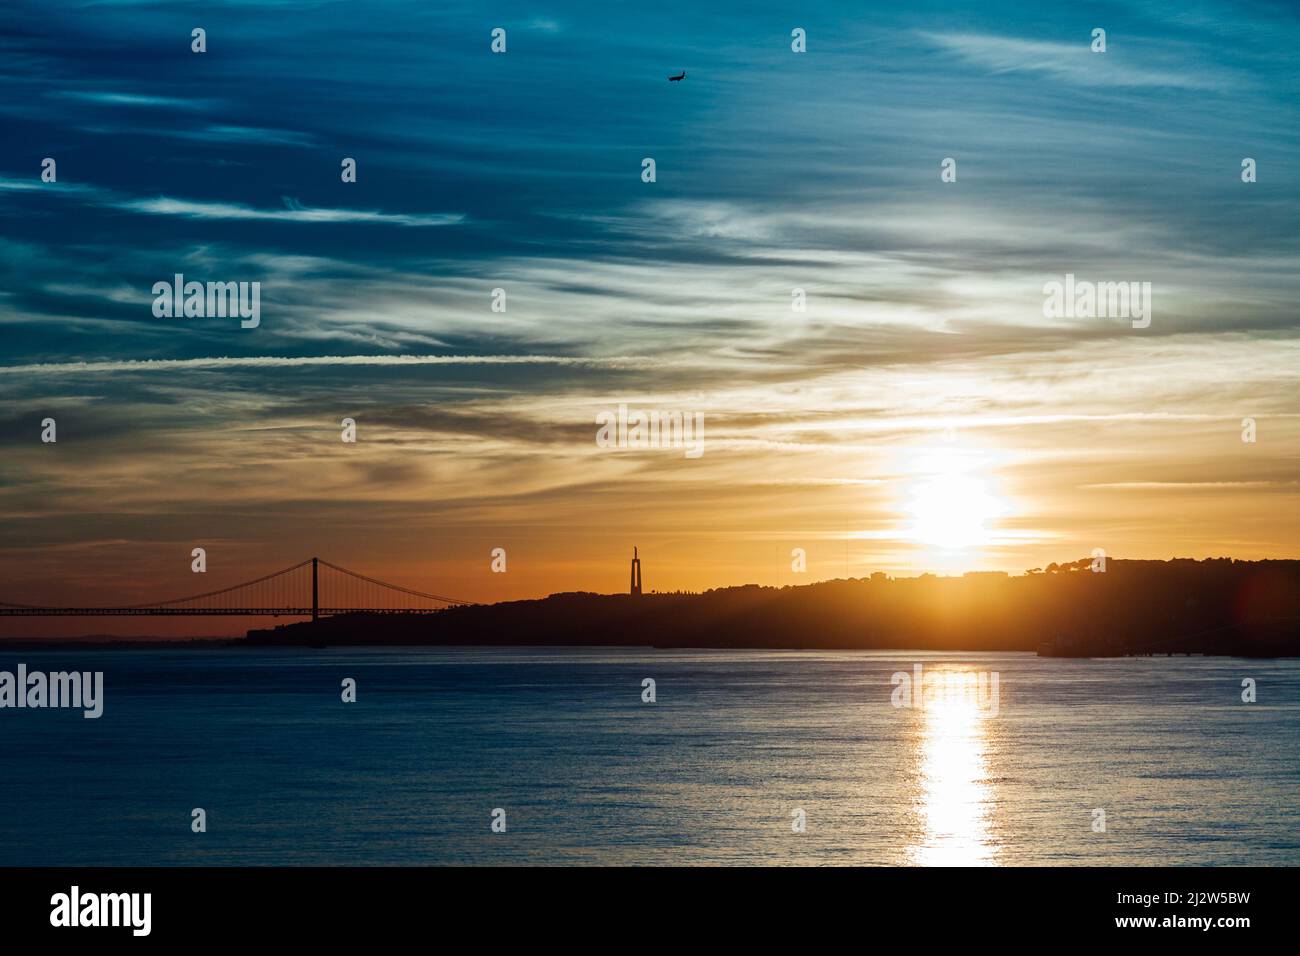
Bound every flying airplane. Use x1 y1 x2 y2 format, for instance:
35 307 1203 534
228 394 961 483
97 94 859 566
668 70 686 82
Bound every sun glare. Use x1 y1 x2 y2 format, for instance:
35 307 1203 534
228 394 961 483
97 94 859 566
903 446 1009 550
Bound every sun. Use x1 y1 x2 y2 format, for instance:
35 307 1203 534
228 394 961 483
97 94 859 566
904 448 1008 550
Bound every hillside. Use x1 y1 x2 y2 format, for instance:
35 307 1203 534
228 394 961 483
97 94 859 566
246 558 1300 656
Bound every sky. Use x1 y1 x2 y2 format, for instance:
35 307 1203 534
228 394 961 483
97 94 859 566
1 0 1298 636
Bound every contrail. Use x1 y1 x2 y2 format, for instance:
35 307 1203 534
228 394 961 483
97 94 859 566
0 354 660 376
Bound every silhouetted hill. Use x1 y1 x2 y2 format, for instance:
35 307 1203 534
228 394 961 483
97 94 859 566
245 558 1300 656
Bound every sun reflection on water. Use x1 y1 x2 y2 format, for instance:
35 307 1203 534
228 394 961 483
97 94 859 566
909 679 998 866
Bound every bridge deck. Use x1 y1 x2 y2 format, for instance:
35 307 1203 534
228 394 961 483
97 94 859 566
0 608 447 616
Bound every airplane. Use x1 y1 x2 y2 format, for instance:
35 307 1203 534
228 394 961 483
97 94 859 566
668 70 686 82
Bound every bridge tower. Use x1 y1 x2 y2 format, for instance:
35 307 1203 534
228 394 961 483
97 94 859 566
311 557 319 621
630 547 642 597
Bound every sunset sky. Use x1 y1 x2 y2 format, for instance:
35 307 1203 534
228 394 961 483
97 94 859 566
2 1 1298 636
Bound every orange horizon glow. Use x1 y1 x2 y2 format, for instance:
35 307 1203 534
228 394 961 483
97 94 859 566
4 342 1299 639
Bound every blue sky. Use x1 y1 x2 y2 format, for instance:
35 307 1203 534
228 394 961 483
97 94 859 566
1 0 1298 630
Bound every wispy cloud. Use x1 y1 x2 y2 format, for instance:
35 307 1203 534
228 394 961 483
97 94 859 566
0 177 462 227
1083 481 1297 490
167 125 316 146
920 31 1238 90
0 177 98 194
49 90 215 110
0 354 660 376
119 196 464 226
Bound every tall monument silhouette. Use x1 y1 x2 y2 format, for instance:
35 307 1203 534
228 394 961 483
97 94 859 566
630 547 642 596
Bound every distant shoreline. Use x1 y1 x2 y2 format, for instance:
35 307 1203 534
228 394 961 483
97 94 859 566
0 640 1292 659
5 559 1298 658
242 559 1300 658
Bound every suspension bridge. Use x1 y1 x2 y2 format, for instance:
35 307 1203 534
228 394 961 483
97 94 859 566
0 558 471 619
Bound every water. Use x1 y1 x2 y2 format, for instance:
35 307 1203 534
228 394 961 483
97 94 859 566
0 648 1296 866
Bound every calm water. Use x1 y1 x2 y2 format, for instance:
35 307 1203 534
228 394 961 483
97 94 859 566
0 648 1296 866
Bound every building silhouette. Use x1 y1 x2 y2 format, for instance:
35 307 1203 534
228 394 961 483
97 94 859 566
630 547 642 596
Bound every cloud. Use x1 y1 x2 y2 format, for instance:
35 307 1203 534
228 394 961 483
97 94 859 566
920 32 1237 90
0 177 462 227
0 178 96 194
0 354 661 376
117 196 464 226
49 91 214 110
166 125 317 147
1083 481 1297 489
